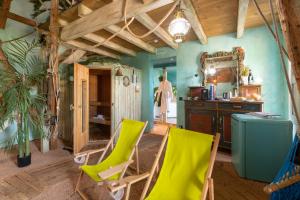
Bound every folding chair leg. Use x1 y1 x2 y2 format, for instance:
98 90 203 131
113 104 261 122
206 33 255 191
75 170 83 192
125 184 132 200
135 147 140 175
208 178 214 200
77 190 88 200
75 171 90 200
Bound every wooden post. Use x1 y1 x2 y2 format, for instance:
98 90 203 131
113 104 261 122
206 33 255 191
48 0 60 149
276 0 300 92
0 0 12 29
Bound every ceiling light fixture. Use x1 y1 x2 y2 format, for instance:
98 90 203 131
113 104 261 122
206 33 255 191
168 5 191 43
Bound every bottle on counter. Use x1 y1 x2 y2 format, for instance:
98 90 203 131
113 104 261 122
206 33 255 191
248 70 254 84
209 84 215 100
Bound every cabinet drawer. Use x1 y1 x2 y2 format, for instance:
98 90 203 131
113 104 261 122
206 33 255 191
218 103 261 112
185 101 217 110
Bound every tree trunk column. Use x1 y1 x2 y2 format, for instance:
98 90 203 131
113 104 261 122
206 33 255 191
48 0 60 149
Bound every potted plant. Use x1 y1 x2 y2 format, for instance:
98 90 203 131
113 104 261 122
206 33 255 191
0 40 46 167
241 66 249 85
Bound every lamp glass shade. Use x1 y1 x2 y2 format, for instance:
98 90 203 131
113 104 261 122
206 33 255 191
168 10 191 43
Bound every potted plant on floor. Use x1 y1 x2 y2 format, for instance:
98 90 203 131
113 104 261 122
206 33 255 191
0 40 47 167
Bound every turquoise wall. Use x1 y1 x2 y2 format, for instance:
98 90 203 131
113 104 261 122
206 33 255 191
121 26 289 128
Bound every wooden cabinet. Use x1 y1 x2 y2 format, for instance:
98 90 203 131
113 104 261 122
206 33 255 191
186 110 216 134
185 100 263 150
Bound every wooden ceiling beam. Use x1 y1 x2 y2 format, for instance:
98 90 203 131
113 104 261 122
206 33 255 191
72 2 156 53
60 0 174 41
237 0 249 38
59 18 136 56
0 0 12 29
66 40 121 59
7 12 37 27
181 0 207 44
105 25 156 53
62 49 86 64
83 33 137 56
135 13 178 49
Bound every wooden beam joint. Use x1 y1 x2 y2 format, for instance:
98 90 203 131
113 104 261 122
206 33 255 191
61 0 174 41
181 0 207 44
135 13 178 49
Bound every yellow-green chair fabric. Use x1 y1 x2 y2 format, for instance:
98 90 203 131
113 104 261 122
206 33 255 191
81 119 145 182
146 127 214 200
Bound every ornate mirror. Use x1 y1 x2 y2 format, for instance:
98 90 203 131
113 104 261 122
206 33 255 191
200 47 245 88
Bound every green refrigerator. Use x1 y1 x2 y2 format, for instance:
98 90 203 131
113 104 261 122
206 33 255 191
231 114 293 182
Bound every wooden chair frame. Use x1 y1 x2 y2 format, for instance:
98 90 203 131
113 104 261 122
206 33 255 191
107 129 220 200
74 120 148 200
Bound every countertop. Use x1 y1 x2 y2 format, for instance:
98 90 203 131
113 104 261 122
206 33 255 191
184 99 264 104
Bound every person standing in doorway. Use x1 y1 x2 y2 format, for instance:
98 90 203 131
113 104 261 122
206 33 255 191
156 68 173 123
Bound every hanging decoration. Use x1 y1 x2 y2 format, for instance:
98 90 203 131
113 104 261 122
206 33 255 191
168 6 191 43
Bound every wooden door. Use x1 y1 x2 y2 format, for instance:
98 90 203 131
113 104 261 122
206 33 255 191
73 63 89 154
186 109 216 135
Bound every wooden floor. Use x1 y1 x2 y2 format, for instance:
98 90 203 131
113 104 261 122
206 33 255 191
0 133 269 200
0 159 76 200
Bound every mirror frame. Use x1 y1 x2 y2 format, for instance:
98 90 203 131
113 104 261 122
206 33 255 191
200 47 245 86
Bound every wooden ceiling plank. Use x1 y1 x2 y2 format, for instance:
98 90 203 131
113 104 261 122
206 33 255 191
62 49 86 64
7 12 37 27
135 13 178 49
60 0 175 41
181 0 207 44
84 33 137 56
66 40 121 59
0 0 12 29
59 18 136 56
105 25 156 53
237 0 249 38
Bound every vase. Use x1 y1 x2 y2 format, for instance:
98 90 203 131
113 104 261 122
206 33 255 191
241 76 248 85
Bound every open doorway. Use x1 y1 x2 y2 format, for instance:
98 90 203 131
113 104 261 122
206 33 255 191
89 69 112 141
153 58 177 125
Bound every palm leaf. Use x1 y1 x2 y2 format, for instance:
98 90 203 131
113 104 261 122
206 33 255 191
0 39 47 151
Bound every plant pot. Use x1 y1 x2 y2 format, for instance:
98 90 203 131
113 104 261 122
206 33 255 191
17 153 31 168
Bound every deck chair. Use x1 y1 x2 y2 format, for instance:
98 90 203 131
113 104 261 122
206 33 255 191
107 127 220 200
74 119 148 200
